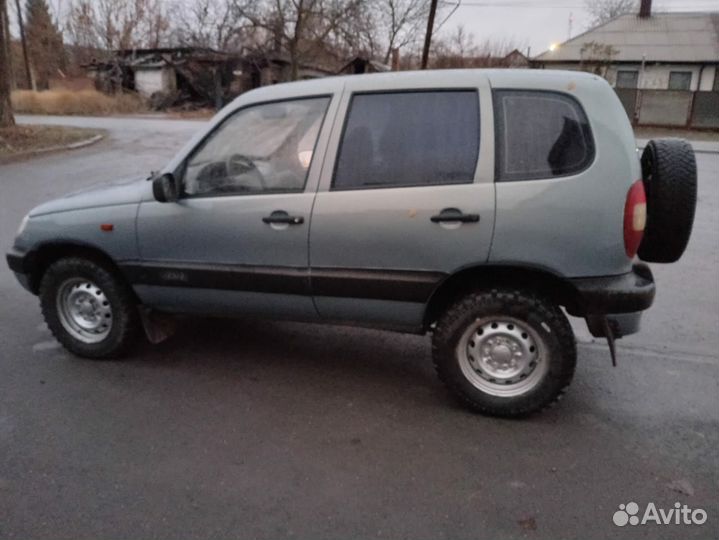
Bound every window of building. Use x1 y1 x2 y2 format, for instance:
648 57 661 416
493 90 595 182
183 97 329 197
668 71 692 91
332 91 480 190
616 70 639 89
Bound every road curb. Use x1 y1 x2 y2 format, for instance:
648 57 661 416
0 133 104 163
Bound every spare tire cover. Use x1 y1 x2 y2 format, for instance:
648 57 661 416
638 138 697 263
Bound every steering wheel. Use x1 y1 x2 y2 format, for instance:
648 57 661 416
226 154 267 190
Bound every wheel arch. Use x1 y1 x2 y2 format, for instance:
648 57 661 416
24 241 135 300
423 264 579 330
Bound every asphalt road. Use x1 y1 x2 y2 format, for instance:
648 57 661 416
1 115 717 540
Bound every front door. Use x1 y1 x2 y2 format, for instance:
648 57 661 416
133 96 332 319
309 83 496 329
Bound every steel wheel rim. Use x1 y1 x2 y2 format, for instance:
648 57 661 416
56 278 113 343
457 316 548 397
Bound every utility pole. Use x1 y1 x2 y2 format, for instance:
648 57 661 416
420 0 438 70
14 0 33 90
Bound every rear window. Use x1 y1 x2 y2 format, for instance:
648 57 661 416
493 90 594 182
332 91 479 190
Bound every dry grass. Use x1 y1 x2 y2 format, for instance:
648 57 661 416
0 125 104 162
11 89 146 116
167 108 215 120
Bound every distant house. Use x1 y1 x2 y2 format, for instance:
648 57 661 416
502 49 531 68
433 49 530 70
86 47 237 107
238 54 334 88
534 1 719 92
86 48 336 107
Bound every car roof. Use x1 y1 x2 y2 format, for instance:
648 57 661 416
230 68 603 108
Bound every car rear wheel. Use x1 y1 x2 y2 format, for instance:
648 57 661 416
39 257 140 359
432 289 576 417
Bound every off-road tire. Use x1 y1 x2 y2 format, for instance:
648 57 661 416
638 138 697 263
39 257 140 359
432 289 576 418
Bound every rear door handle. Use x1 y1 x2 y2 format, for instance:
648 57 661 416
430 208 480 223
262 211 304 225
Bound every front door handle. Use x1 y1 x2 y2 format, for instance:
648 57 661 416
430 208 480 223
262 210 304 225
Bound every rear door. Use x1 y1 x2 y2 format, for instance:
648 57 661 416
308 74 495 329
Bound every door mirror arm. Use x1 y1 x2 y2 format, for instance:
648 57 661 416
153 173 180 203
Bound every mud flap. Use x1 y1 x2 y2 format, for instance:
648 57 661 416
602 317 618 367
138 307 177 344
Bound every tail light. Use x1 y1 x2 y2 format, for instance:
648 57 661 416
624 179 647 258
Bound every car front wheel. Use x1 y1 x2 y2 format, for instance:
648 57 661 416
39 257 140 359
432 289 576 417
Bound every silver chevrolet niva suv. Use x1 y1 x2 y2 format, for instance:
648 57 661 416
7 69 697 417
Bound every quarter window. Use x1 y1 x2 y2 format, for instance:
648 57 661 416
332 91 479 190
183 97 329 197
493 90 594 182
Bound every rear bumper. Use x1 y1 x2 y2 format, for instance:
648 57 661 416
586 311 643 338
568 263 655 315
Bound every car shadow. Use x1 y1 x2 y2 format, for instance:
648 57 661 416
128 315 455 407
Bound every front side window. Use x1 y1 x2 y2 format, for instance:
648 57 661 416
493 90 594 182
616 70 638 89
183 97 330 197
332 91 479 190
668 71 692 91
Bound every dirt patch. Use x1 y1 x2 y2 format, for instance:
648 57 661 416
635 127 719 142
0 125 105 162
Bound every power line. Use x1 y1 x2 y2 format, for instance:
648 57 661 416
439 0 717 8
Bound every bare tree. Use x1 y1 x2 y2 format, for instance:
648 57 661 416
173 0 253 51
584 0 637 26
65 0 170 51
1 0 12 89
0 0 15 127
372 0 430 64
580 40 620 76
431 27 527 69
25 0 65 89
239 0 365 81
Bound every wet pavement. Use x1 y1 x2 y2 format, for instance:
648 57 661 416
0 115 717 540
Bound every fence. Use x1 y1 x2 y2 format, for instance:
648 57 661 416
615 89 719 129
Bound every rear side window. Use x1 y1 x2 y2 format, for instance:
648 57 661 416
493 90 594 182
333 91 479 190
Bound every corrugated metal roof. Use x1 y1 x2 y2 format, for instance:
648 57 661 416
536 12 719 63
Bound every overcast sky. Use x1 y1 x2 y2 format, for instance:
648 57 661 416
435 0 718 57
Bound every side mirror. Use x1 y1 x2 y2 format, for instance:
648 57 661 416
152 173 179 203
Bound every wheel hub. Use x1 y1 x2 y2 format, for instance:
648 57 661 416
458 317 546 397
56 279 113 343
